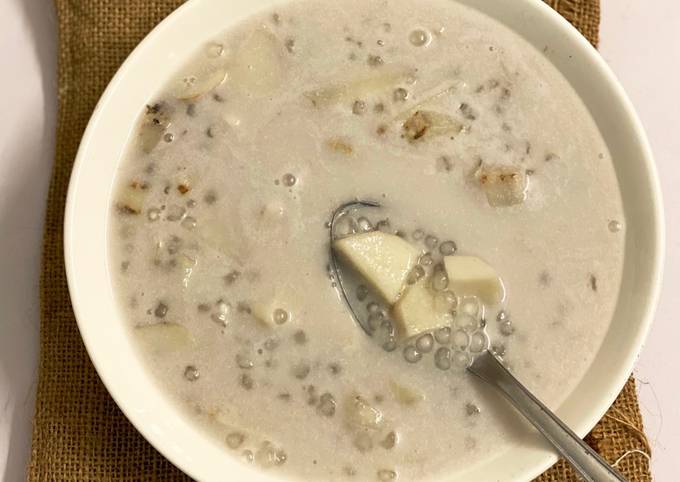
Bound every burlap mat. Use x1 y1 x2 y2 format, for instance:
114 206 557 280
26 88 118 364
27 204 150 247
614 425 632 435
29 0 651 480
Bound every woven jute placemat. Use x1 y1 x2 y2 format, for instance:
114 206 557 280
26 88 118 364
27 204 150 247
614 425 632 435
29 0 651 480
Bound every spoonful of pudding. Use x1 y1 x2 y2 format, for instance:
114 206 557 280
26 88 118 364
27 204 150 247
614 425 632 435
328 200 627 482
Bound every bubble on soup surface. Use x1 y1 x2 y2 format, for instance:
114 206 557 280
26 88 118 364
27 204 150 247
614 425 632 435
496 310 508 322
183 365 200 381
409 29 431 47
434 326 451 344
415 333 434 353
434 347 452 370
402 345 422 363
281 173 297 187
273 308 289 325
491 343 506 358
226 431 245 449
163 132 174 143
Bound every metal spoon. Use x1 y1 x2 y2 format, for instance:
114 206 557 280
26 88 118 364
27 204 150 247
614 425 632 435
328 200 627 482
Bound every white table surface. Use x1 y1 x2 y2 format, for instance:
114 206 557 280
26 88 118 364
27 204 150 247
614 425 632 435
1 1 677 480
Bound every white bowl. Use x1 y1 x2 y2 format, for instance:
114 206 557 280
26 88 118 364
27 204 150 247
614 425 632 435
64 0 664 480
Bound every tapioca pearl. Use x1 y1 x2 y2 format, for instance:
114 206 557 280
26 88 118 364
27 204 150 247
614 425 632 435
282 173 297 187
418 252 433 267
241 449 254 463
469 332 488 352
496 310 508 322
353 433 373 453
454 312 478 333
434 347 452 370
431 265 449 292
409 28 431 47
147 208 161 221
378 469 397 481
292 361 311 380
376 219 391 232
380 431 398 449
425 235 438 250
166 204 186 222
205 42 224 58
223 270 241 285
465 403 481 416
352 100 367 115
367 301 381 314
491 343 506 357
239 373 254 390
183 365 200 381
439 240 457 255
415 333 434 353
412 229 424 241
402 345 422 363
459 296 481 319
293 329 307 345
452 329 470 351
186 199 197 209
264 337 280 351
356 216 373 232
356 285 369 301
154 301 168 318
382 337 397 352
226 431 245 449
452 351 472 368
368 312 386 332
236 353 254 369
393 87 409 102
608 220 622 232
434 326 451 344
406 265 426 285
317 392 337 417
500 320 515 336
273 308 289 325
255 441 287 467
367 54 384 67
180 216 197 230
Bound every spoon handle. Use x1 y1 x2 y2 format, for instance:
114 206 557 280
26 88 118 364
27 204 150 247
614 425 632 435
468 351 627 482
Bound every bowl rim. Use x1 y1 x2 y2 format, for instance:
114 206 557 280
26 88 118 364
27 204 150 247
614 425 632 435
64 0 664 480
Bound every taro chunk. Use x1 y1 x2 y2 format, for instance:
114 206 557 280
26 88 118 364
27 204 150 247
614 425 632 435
136 322 194 353
392 278 453 340
230 27 286 96
344 395 384 431
402 110 462 142
443 255 505 305
333 232 421 304
476 164 528 206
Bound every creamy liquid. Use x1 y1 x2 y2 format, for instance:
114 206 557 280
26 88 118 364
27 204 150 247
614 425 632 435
110 0 625 480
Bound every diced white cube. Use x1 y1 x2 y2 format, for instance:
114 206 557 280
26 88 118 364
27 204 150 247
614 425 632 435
392 279 453 340
443 256 505 305
333 232 421 304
